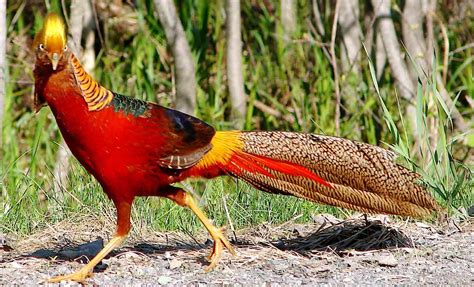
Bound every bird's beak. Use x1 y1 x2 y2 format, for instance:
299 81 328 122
51 53 59 70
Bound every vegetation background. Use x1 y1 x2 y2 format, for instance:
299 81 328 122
0 0 473 236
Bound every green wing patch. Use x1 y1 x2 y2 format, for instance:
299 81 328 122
110 93 149 117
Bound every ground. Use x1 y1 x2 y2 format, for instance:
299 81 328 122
1 215 473 286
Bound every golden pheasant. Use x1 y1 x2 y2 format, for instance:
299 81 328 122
33 13 440 282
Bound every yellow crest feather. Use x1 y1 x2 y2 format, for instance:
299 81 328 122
34 13 66 52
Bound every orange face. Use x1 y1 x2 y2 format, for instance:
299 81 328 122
33 13 68 70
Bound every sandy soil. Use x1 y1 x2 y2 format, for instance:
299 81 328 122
1 215 473 286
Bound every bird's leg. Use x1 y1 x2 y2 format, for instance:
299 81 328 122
47 235 127 283
162 186 235 271
184 193 236 268
47 200 132 283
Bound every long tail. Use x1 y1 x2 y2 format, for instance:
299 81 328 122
191 131 441 218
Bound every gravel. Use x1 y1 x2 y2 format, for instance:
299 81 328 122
1 216 473 286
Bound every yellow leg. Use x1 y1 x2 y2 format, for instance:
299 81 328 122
183 193 236 271
47 235 126 283
47 200 132 283
162 187 235 271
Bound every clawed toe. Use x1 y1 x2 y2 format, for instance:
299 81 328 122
46 269 92 283
204 227 236 271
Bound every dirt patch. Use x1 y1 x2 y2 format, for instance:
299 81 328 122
1 215 473 286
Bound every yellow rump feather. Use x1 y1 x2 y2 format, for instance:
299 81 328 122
195 131 244 169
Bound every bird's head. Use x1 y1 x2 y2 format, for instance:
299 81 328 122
34 13 68 71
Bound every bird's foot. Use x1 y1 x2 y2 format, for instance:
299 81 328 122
205 227 236 272
46 268 92 284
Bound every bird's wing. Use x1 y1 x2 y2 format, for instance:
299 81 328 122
155 106 216 169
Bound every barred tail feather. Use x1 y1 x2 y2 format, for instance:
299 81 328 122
222 131 440 218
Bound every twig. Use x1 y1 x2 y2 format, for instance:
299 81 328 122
222 193 237 243
311 0 325 37
330 0 341 135
6 1 25 33
253 99 295 124
435 74 469 132
449 43 474 55
305 18 332 63
432 12 449 85
91 1 105 49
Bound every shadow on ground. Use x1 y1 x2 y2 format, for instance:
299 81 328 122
271 219 413 255
23 218 412 268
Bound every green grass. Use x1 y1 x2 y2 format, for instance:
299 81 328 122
1 1 473 236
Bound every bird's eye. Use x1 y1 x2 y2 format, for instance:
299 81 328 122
63 45 68 51
39 44 45 51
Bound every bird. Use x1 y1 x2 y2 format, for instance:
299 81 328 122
33 13 440 283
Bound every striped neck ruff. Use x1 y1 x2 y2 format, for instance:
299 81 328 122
70 54 113 111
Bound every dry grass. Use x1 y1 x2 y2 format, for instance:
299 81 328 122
2 214 426 262
1 215 472 285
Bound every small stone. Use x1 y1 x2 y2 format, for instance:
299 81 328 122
0 233 13 252
399 247 415 254
468 205 474 217
169 258 183 270
377 254 398 267
9 261 23 268
371 214 390 224
121 252 140 259
292 226 305 236
158 275 173 285
0 233 6 245
312 213 340 225
415 222 431 229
